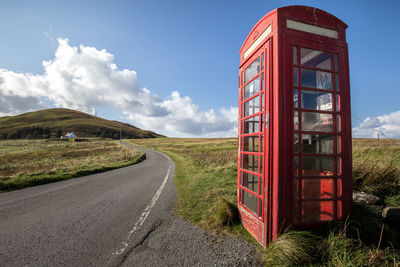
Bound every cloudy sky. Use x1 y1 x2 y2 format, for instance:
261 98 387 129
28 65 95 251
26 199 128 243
0 0 399 138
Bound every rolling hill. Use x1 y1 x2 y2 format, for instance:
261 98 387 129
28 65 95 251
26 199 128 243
0 108 164 139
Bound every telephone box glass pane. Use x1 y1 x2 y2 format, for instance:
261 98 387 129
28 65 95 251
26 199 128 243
301 90 332 111
294 89 298 107
294 157 299 176
293 46 298 64
294 111 299 130
243 116 259 134
337 136 341 154
294 134 299 153
261 53 264 70
334 53 339 71
243 190 258 214
302 201 334 222
336 94 340 111
301 179 334 199
244 96 260 117
302 156 334 176
337 157 342 175
336 115 341 132
302 134 333 154
242 171 258 193
302 112 333 132
261 114 264 130
261 75 264 91
302 201 320 222
244 77 260 99
243 136 260 152
293 68 298 86
335 74 340 91
320 201 335 221
337 178 343 198
301 69 332 90
301 48 331 70
245 58 260 83
261 93 264 110
243 154 260 173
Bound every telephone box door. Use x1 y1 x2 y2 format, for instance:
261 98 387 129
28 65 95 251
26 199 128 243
238 41 270 246
289 39 350 224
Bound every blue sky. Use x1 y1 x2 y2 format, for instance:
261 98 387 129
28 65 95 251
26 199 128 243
0 0 399 137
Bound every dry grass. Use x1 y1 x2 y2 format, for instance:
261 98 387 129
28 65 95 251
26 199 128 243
265 230 323 266
326 221 400 267
0 139 144 192
0 139 138 179
352 138 400 203
353 158 400 197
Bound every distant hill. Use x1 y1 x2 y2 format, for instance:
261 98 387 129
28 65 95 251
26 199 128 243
0 108 164 139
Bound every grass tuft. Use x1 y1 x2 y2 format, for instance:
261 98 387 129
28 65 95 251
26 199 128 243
385 195 400 207
353 158 400 198
326 220 400 266
214 198 240 227
265 230 324 266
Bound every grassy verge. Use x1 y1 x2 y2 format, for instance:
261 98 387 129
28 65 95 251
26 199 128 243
128 138 400 265
0 139 145 192
352 138 400 207
127 139 237 223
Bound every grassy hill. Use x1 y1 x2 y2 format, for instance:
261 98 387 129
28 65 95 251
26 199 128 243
0 108 163 139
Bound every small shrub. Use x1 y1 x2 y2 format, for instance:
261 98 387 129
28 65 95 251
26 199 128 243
214 198 239 226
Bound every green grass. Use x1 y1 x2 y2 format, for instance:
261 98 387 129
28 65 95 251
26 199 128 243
0 139 145 192
128 137 400 266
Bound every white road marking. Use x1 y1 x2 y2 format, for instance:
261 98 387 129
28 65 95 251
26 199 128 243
113 165 171 255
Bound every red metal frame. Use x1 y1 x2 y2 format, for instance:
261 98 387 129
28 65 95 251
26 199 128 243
238 6 352 247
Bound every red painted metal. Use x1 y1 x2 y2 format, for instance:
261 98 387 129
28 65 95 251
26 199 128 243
238 6 352 247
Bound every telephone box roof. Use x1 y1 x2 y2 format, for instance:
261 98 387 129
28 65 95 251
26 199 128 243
240 6 348 57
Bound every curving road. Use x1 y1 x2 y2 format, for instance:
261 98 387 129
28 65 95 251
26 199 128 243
0 143 175 266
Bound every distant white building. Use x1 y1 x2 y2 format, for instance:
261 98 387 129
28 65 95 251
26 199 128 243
61 132 76 139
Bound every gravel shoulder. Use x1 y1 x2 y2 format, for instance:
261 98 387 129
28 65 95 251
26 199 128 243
121 214 263 266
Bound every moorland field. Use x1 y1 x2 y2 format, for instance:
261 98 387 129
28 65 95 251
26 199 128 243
0 139 144 192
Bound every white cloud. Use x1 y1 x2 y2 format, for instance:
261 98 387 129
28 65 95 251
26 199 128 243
0 38 237 137
352 110 400 138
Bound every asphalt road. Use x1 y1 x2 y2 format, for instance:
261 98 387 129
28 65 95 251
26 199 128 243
0 143 176 267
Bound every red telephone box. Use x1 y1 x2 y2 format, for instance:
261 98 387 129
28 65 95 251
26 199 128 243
237 6 352 247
